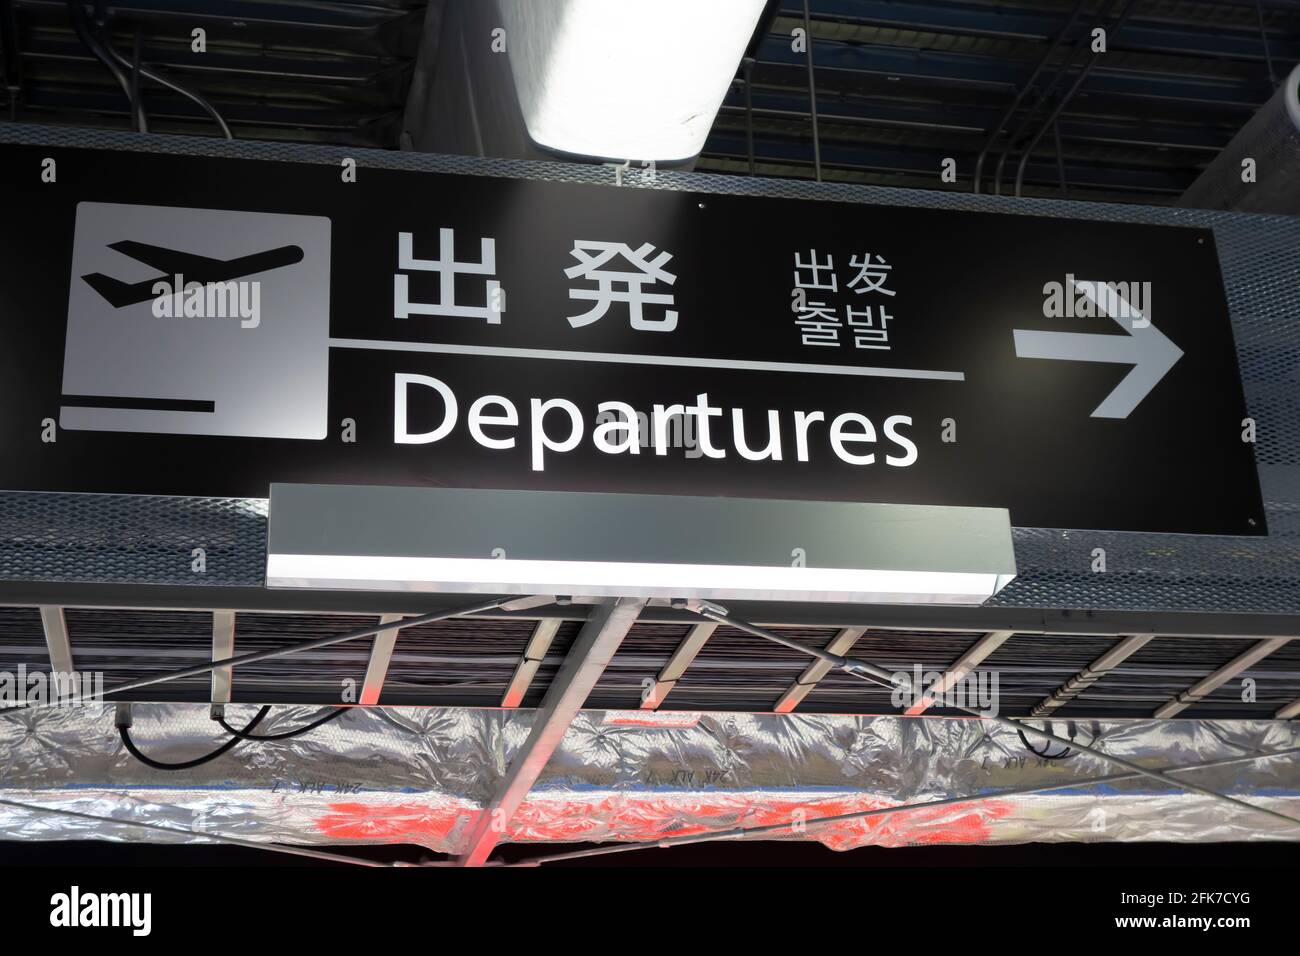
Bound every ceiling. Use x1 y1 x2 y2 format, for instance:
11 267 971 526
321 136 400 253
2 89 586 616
0 0 430 147
704 0 1298 203
2 0 1295 203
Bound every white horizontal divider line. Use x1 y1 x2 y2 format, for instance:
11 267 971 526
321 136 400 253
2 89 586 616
328 338 966 382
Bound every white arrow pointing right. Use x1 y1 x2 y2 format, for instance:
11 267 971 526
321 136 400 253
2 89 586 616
1013 279 1183 419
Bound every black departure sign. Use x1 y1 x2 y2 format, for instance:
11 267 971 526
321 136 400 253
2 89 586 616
0 144 1264 535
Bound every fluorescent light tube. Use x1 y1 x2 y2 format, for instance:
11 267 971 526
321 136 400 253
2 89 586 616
496 0 768 162
266 485 1017 605
267 553 1008 605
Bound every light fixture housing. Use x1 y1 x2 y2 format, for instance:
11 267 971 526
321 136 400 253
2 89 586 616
495 0 769 163
266 485 1017 605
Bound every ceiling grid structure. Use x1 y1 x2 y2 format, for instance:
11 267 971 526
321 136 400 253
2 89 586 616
0 1 1292 203
7 609 1296 719
705 0 1298 203
0 0 430 146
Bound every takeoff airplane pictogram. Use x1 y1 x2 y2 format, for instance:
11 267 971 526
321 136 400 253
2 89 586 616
81 240 304 307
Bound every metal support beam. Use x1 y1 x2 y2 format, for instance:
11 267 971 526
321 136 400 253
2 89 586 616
38 606 73 674
210 610 235 705
1154 637 1291 718
774 627 865 713
1032 633 1154 716
501 618 562 708
359 613 404 706
1278 696 1300 720
641 622 717 710
460 597 645 867
904 630 1013 716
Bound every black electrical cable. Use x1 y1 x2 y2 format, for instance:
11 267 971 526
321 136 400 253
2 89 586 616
1018 726 1075 760
217 706 347 741
119 705 269 771
66 0 146 132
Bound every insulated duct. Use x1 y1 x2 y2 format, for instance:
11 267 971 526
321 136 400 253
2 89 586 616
1 704 1297 853
1178 64 1300 213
